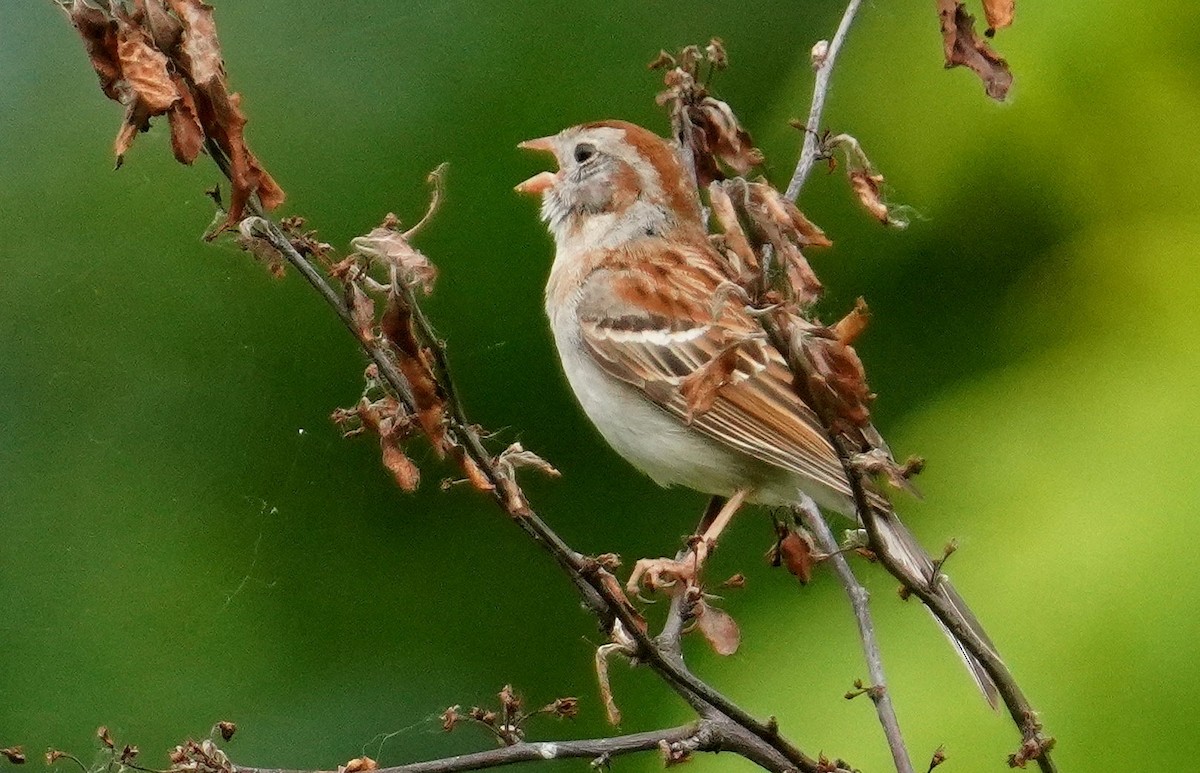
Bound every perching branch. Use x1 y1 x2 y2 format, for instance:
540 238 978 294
795 497 915 773
784 0 865 201
237 723 706 773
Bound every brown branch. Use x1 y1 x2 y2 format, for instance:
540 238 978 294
237 723 714 773
784 0 865 201
795 497 915 773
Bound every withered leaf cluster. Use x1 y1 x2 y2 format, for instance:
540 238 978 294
665 44 920 489
937 0 1015 101
439 686 577 746
63 0 283 227
767 518 817 584
316 205 559 510
167 738 233 773
652 40 763 186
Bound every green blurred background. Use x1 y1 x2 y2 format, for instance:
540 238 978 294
2 2 1197 771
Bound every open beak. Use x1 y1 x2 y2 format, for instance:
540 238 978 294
515 135 558 196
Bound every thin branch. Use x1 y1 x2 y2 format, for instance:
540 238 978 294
796 497 915 773
234 720 794 773
784 0 865 201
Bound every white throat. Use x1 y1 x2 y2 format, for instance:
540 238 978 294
545 199 671 271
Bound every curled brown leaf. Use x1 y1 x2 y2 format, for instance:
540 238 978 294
938 0 1013 101
787 315 874 432
346 282 375 343
380 293 449 455
849 170 890 224
338 758 377 773
381 441 420 492
351 226 438 294
1 747 25 765
679 343 742 420
982 0 1015 35
832 297 870 345
696 600 741 656
440 706 459 732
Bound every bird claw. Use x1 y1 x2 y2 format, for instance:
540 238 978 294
626 555 699 596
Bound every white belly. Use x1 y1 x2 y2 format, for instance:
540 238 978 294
547 301 856 515
549 303 771 498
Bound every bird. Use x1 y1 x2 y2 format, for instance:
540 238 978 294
516 119 1001 706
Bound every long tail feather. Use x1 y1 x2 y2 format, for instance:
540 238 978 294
874 508 1002 708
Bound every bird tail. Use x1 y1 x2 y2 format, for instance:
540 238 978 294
873 508 1002 709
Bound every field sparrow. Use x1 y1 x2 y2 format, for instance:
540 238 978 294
517 120 1000 705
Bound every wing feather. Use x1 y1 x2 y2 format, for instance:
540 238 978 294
574 240 862 503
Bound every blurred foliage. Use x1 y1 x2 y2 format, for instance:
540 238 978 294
2 2 1199 772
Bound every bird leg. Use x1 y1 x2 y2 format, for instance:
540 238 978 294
626 489 750 595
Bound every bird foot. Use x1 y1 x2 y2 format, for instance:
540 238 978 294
626 556 695 596
626 541 707 597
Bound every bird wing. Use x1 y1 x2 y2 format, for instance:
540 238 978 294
573 239 859 502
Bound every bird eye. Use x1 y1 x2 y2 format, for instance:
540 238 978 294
573 143 597 163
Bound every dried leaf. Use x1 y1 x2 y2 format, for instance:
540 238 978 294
696 600 741 656
440 706 459 732
215 721 237 742
116 21 178 113
704 37 728 69
679 344 741 419
720 572 746 589
756 182 831 248
779 242 824 306
498 684 521 717
112 20 181 164
647 49 675 70
137 0 184 52
119 746 138 764
832 297 870 345
68 0 121 100
380 293 448 454
167 75 205 163
350 226 438 294
791 318 874 432
1 748 25 765
707 181 758 280
849 170 890 224
168 0 222 87
347 282 375 343
783 531 816 583
338 758 376 773
982 0 1015 35
545 697 579 718
595 643 623 726
381 441 420 492
496 443 561 479
96 727 114 750
694 96 763 179
938 0 1013 101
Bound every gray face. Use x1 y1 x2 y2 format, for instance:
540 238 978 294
542 130 627 229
